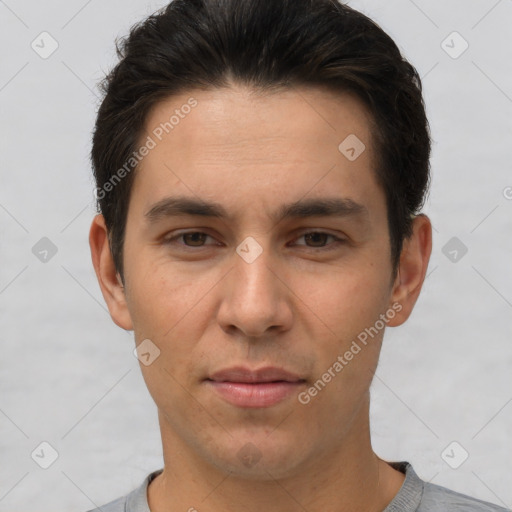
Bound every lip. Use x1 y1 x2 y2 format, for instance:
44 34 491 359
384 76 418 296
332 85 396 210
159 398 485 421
205 366 306 408
209 366 304 383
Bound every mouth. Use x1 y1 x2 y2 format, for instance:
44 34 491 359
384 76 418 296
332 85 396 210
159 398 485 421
205 366 307 408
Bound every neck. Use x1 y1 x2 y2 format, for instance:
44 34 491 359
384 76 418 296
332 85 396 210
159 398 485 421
148 398 405 512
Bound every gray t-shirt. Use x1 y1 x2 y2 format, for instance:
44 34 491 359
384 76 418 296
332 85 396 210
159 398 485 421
86 461 509 512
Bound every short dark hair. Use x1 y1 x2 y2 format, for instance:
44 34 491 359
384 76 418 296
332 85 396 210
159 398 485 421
91 0 431 284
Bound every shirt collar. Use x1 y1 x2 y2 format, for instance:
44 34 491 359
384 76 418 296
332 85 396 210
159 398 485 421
127 461 423 512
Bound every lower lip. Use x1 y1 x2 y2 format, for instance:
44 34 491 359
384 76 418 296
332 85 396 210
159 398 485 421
206 380 305 408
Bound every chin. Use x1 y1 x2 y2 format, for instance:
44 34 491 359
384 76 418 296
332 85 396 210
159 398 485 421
206 434 310 480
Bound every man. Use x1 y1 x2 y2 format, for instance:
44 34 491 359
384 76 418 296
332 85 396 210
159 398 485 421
87 0 507 510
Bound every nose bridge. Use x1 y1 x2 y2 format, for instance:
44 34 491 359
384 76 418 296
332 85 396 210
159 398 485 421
233 236 279 305
217 236 290 336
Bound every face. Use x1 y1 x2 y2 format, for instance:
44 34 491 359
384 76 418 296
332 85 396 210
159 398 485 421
91 84 429 479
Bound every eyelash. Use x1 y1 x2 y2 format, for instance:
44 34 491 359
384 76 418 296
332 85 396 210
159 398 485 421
163 230 346 252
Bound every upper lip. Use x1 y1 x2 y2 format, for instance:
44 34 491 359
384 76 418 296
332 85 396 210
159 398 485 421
207 366 305 383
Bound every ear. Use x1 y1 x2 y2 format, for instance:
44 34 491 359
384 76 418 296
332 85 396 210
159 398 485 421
386 214 432 327
89 213 134 331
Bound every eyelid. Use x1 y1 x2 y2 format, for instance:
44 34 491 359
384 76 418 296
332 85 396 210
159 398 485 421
292 228 345 239
291 230 346 249
164 230 219 246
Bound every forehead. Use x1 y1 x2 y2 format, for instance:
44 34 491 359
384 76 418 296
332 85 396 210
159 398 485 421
142 84 375 156
131 84 381 220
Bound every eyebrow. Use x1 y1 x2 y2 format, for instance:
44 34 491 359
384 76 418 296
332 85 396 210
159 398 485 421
144 195 368 226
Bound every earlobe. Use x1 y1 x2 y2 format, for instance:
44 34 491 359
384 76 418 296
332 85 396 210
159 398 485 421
386 214 432 327
89 214 134 331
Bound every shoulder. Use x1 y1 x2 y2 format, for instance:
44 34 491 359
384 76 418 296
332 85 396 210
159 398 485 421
419 480 510 511
83 468 163 512
385 461 509 512
85 494 126 512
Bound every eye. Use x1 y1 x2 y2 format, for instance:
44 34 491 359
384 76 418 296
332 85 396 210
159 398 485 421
292 231 346 250
164 231 218 248
163 230 346 252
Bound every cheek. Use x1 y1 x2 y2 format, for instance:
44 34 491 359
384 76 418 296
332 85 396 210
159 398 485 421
291 260 389 395
126 259 226 392
296 260 387 332
126 257 215 338
126 264 212 413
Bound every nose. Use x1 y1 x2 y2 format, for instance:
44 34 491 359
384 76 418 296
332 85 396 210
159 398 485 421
216 241 293 339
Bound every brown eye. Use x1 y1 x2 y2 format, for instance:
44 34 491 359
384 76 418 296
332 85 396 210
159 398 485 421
294 231 345 250
164 231 216 248
182 232 208 246
303 232 330 247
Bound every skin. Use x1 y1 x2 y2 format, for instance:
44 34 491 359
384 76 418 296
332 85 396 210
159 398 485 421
89 84 432 512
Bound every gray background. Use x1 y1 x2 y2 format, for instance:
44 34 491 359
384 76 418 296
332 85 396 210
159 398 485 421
0 0 511 510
